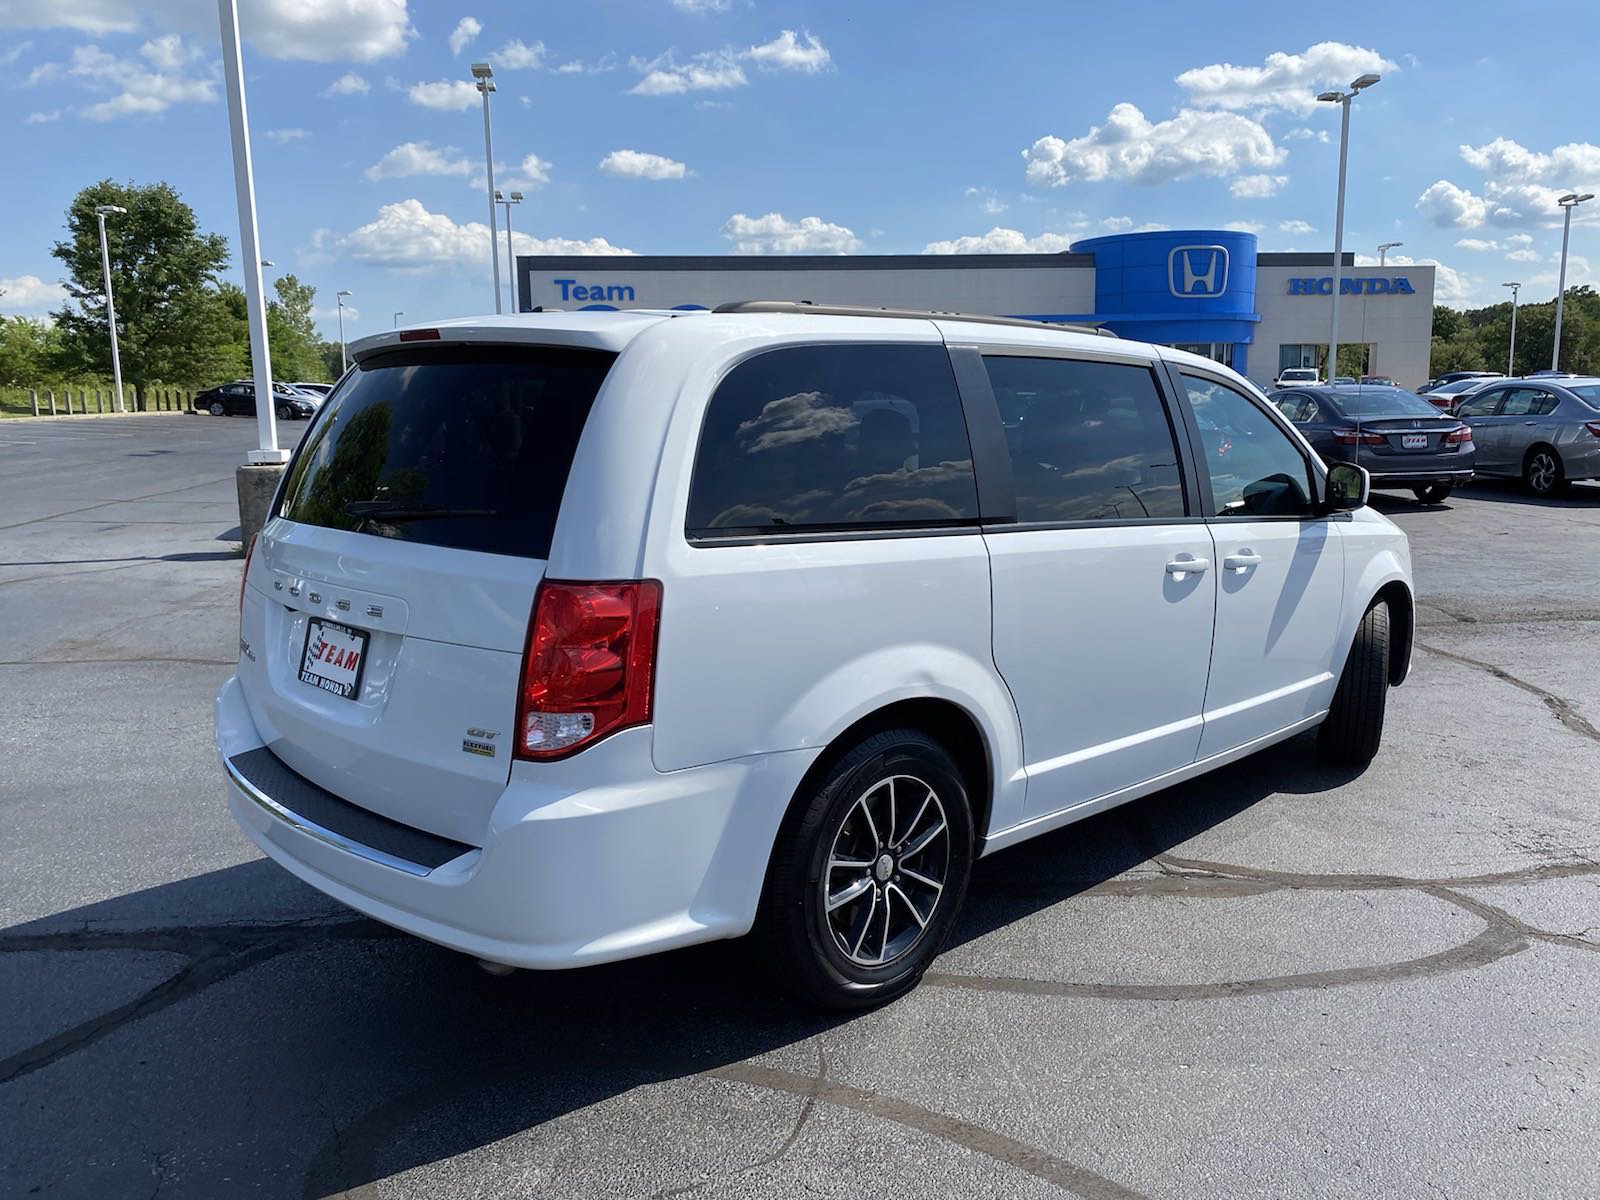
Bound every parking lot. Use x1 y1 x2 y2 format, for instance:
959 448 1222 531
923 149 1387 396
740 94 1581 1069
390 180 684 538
3 412 1598 1199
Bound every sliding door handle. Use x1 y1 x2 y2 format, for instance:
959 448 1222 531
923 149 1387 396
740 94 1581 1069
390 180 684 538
1165 555 1210 577
1223 551 1262 573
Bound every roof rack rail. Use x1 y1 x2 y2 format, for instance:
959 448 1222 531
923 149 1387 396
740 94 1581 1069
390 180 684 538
711 299 1117 337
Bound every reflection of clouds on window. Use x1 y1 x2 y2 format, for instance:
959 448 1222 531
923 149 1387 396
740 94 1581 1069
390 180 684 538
843 460 975 496
706 502 790 529
736 391 858 453
848 497 965 523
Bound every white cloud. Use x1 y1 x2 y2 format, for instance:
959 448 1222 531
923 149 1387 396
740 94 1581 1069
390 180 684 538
1357 252 1468 304
555 53 617 75
1099 216 1133 232
24 109 61 123
338 199 632 271
1284 127 1330 144
1454 237 1500 251
322 71 369 96
0 39 30 65
670 0 732 11
722 212 861 254
490 38 545 70
407 79 480 110
265 127 310 143
1023 103 1284 188
965 187 1008 215
1507 232 1534 246
38 38 219 120
1279 219 1316 235
1416 179 1491 228
1505 248 1540 263
1223 220 1264 234
448 16 480 55
1230 173 1287 199
1418 138 1600 231
0 274 67 311
629 48 746 95
365 141 473 180
1459 137 1600 184
599 149 689 180
490 153 553 192
1176 42 1397 115
748 29 829 73
922 227 1075 255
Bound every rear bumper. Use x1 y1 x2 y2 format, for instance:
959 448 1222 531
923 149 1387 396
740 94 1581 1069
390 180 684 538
1368 468 1475 487
216 674 817 969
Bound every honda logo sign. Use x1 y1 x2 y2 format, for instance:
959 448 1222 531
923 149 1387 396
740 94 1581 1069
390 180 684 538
1169 245 1229 298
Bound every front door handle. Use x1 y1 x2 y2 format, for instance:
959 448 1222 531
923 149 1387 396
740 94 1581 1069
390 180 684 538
1524 421 1537 426
1223 551 1262 573
1165 555 1210 577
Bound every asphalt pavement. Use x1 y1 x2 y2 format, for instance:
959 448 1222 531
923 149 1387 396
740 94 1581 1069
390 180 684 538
2 413 1598 1199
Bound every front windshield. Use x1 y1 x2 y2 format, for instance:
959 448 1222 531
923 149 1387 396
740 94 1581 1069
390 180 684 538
1332 387 1449 417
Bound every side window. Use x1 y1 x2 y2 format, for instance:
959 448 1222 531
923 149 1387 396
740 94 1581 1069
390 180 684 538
1277 394 1317 423
1180 374 1315 518
1535 392 1561 415
685 343 979 535
1500 388 1539 417
983 356 1187 522
1456 388 1502 417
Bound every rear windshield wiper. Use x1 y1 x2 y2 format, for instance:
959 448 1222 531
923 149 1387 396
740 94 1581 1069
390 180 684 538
344 501 499 523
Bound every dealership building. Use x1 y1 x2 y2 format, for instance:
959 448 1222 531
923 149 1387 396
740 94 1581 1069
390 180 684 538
519 228 1436 390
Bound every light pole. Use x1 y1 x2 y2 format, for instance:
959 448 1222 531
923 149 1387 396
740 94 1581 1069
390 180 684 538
393 311 404 328
1551 192 1593 371
93 204 127 414
473 63 502 314
336 290 353 372
1503 282 1521 376
1317 72 1381 383
496 189 523 311
217 0 285 464
1377 240 1402 267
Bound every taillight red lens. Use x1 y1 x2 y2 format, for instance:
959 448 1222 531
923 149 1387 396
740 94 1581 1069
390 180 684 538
1584 422 1600 438
1445 425 1473 445
516 580 662 759
1332 430 1386 446
239 533 257 611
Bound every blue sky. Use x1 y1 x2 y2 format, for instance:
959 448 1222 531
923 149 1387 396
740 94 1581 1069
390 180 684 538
3 0 1600 340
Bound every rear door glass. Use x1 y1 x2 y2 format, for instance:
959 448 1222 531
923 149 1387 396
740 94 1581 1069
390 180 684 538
278 345 616 559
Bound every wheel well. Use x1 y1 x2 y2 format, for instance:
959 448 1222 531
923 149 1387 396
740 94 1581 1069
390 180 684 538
1523 442 1559 465
785 699 994 845
1373 580 1413 686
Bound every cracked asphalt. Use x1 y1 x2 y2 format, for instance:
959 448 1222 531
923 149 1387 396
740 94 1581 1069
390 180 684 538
2 413 1598 1199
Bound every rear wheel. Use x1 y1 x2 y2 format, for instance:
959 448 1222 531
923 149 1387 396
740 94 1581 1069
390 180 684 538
1524 446 1567 496
758 729 974 1009
208 400 225 416
1318 601 1390 765
1411 484 1453 503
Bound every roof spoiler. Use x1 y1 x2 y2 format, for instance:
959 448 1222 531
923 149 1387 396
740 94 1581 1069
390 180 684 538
712 299 1117 337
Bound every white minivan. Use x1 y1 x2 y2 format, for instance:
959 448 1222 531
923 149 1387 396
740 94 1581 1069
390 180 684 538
217 303 1413 1007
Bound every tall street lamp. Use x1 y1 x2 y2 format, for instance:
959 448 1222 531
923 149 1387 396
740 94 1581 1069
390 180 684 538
92 204 127 414
472 63 502 315
1551 192 1593 371
497 189 523 311
393 311 404 328
1317 72 1381 383
336 290 353 373
1503 282 1521 376
1377 240 1402 267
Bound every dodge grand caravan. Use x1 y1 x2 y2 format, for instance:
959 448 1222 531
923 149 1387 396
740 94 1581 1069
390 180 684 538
217 303 1413 1007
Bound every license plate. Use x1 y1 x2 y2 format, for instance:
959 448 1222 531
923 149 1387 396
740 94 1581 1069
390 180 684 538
300 618 370 700
1401 434 1429 449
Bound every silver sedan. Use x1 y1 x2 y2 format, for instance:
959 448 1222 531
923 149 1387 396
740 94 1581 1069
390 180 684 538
1452 376 1600 495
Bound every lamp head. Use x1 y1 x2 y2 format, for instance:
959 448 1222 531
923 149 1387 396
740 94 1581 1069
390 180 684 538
337 289 353 299
1351 72 1381 90
1316 90 1343 103
94 204 128 216
470 62 493 79
495 190 505 201
509 190 524 202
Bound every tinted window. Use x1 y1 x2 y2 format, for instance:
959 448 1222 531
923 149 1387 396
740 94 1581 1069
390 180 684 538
1328 387 1447 418
1181 375 1315 518
1502 388 1558 417
1456 388 1503 417
1566 384 1600 409
278 345 615 559
983 356 1186 522
686 344 979 534
1277 394 1319 423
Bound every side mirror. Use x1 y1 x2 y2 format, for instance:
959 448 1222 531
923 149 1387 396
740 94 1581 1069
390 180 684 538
1325 463 1370 512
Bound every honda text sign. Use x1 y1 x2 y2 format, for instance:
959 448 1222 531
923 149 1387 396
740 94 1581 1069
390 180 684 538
1169 246 1229 298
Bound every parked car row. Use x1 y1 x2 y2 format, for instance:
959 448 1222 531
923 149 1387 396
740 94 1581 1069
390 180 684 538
1270 374 1600 498
193 380 330 420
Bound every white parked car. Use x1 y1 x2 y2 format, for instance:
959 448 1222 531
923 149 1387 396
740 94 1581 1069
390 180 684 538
217 303 1414 1007
1274 366 1323 388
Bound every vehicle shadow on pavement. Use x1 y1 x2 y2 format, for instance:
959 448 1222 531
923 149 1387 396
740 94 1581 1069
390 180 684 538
2 734 1361 1198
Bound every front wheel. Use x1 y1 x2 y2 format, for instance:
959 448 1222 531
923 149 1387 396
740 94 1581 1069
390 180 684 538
277 404 292 420
1524 447 1567 496
758 729 974 1008
1318 602 1390 765
1411 484 1453 504
208 400 225 416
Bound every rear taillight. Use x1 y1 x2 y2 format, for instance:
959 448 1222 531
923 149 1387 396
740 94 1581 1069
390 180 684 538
1445 425 1473 445
516 580 663 760
239 534 257 611
1333 430 1386 446
1584 422 1600 438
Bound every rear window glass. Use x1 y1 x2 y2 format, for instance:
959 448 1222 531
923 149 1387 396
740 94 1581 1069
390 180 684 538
686 344 980 535
278 345 615 559
1328 387 1444 417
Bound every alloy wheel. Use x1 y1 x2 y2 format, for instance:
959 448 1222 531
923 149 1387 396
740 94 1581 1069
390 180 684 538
1529 451 1557 493
822 774 949 967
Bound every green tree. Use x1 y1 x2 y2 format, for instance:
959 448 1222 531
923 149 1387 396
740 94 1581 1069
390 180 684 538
50 180 245 387
0 315 58 387
263 274 330 383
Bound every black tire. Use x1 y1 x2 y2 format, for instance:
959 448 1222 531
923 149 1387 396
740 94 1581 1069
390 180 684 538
1411 484 1453 503
757 728 974 1009
1523 446 1567 496
1318 602 1390 765
277 404 292 420
208 400 225 416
